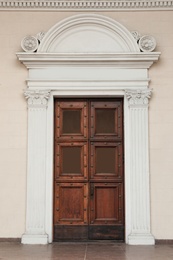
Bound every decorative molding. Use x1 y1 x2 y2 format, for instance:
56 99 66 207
1 1 173 11
126 89 152 107
21 33 157 54
24 90 50 108
139 35 156 52
131 31 141 41
21 36 39 53
21 32 45 53
20 15 157 54
131 32 157 52
35 14 140 53
37 32 45 43
17 53 160 69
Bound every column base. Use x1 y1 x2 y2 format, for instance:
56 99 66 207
128 233 155 245
21 234 48 244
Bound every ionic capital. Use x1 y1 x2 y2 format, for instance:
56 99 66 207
125 89 152 107
24 90 51 108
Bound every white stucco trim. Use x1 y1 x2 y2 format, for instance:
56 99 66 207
38 14 139 53
17 14 160 245
1 0 173 11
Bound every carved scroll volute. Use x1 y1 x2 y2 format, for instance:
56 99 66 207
125 89 152 107
24 90 51 108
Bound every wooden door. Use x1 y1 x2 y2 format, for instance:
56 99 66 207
54 99 124 241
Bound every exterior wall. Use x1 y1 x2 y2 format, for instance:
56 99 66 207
0 10 173 239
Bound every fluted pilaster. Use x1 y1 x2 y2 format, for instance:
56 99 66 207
126 89 155 245
22 90 50 244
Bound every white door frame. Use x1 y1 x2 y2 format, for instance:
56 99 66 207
17 14 160 245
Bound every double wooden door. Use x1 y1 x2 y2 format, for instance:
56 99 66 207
54 99 124 241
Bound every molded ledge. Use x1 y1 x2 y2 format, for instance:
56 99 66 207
21 234 48 245
16 52 161 69
128 233 155 245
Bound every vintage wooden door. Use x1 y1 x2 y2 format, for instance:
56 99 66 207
54 99 124 241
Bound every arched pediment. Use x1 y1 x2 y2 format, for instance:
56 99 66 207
38 14 140 53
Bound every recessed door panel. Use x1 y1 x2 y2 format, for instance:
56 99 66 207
54 100 88 141
95 109 115 133
54 99 124 241
54 182 88 225
54 182 88 241
90 183 124 225
62 110 81 134
90 142 123 180
55 142 88 181
90 101 123 141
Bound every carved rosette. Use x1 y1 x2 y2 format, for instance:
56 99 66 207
139 35 156 52
21 32 45 52
125 89 152 107
24 90 51 108
21 36 39 52
131 31 157 52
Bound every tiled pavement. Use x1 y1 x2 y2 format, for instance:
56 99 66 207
0 242 173 259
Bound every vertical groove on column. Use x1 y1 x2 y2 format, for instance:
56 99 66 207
145 109 150 232
141 108 145 231
137 107 140 232
134 108 138 231
138 107 143 232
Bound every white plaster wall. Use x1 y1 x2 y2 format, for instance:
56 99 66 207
0 11 173 239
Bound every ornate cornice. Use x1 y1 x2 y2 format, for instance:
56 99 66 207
0 0 173 11
125 89 152 107
17 52 160 69
24 90 50 108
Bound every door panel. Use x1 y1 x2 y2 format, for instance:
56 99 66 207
54 182 88 240
90 101 122 140
54 99 124 241
54 100 88 141
55 142 88 181
90 183 124 224
54 182 88 225
90 142 123 181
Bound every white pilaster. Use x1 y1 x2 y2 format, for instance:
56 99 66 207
126 89 155 245
22 90 50 244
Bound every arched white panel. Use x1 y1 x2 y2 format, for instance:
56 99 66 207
38 14 140 53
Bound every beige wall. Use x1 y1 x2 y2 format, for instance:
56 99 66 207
0 11 173 239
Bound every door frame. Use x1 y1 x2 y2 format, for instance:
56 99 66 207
45 89 150 244
21 77 155 245
17 14 160 245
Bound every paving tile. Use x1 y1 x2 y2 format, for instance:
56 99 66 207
0 242 173 259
